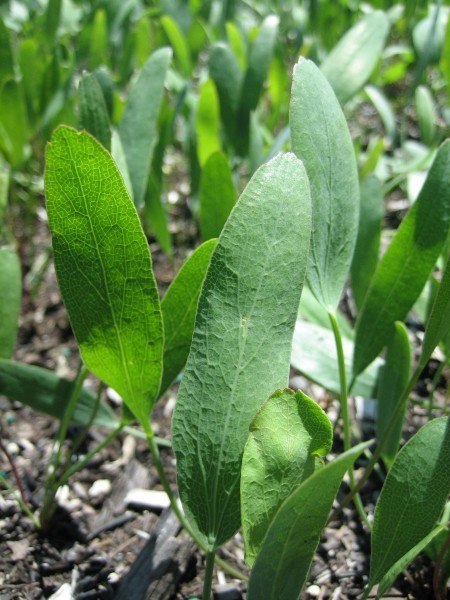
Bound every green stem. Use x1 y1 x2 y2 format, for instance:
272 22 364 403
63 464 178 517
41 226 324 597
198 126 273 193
328 310 371 529
202 550 216 600
145 430 248 582
0 473 40 528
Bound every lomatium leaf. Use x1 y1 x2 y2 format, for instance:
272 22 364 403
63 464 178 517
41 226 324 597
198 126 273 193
79 72 111 151
368 418 450 597
118 48 172 208
376 322 410 469
160 239 216 395
321 11 390 104
172 153 311 550
45 126 163 432
241 389 332 567
353 140 450 377
290 57 359 309
0 247 21 359
199 151 236 241
247 442 370 600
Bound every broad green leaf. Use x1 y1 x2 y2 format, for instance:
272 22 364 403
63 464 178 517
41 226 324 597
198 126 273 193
160 15 192 77
199 151 236 241
291 320 382 399
290 58 359 309
118 48 172 208
353 141 450 377
160 239 216 395
0 248 21 359
247 442 370 600
351 176 383 311
0 17 14 88
320 11 390 104
196 79 221 166
0 359 116 429
172 153 311 550
419 256 450 370
45 126 163 431
368 418 450 596
241 388 332 567
208 43 242 144
415 85 436 146
44 0 62 44
364 85 396 141
226 21 246 70
0 80 28 168
88 9 108 71
376 322 410 469
79 72 111 151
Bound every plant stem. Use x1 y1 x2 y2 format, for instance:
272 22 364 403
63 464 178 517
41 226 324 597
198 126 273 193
202 550 216 600
145 429 248 581
0 473 40 528
0 433 29 507
328 310 371 529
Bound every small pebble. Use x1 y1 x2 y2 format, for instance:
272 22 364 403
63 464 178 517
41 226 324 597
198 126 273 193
88 479 112 499
124 489 170 511
306 584 321 597
6 442 19 455
48 583 72 600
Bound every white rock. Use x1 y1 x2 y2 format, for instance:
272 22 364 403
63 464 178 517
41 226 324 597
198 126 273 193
124 489 170 511
88 479 112 499
48 583 73 600
306 584 321 597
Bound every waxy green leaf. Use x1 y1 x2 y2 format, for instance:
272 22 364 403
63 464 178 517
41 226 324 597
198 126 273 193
0 80 28 168
368 418 450 596
196 79 221 167
45 127 163 431
79 72 111 151
353 141 450 376
351 176 383 311
160 239 216 395
160 16 192 77
0 248 21 359
290 58 359 309
376 322 410 469
241 388 332 567
321 11 390 104
247 442 370 600
172 153 311 550
118 48 172 207
199 151 236 241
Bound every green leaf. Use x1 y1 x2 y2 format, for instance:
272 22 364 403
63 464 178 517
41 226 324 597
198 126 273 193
290 57 359 309
160 239 216 395
440 13 450 93
88 9 108 71
0 166 9 234
247 442 370 600
376 322 410 469
353 141 450 377
0 248 21 359
0 80 28 168
172 153 311 550
118 48 172 208
241 388 332 567
320 11 390 104
351 176 383 311
0 359 117 429
415 85 437 146
368 417 450 596
0 17 14 88
45 126 163 431
413 5 449 65
144 179 172 257
196 79 221 167
291 320 382 399
298 285 354 339
364 85 396 141
226 21 246 70
111 129 133 199
79 72 111 151
199 151 236 241
160 15 192 77
44 0 62 45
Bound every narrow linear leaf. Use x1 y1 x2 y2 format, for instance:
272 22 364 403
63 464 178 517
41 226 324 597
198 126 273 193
45 126 163 430
199 151 236 241
111 129 133 199
368 417 450 595
160 15 192 77
79 72 111 151
321 11 390 104
376 322 411 469
364 85 396 141
351 176 383 311
415 85 437 146
247 442 370 600
44 0 62 45
241 388 332 567
88 9 108 71
0 17 14 88
0 359 116 429
353 141 450 376
290 57 359 309
160 239 216 395
0 80 28 168
0 248 21 359
118 48 172 207
226 21 246 70
172 153 311 550
196 78 221 167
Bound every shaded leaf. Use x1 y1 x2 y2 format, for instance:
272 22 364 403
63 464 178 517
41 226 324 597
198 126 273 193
196 78 221 167
0 80 28 168
160 15 192 77
241 388 332 566
0 248 21 359
0 17 14 88
79 72 111 151
415 85 436 146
